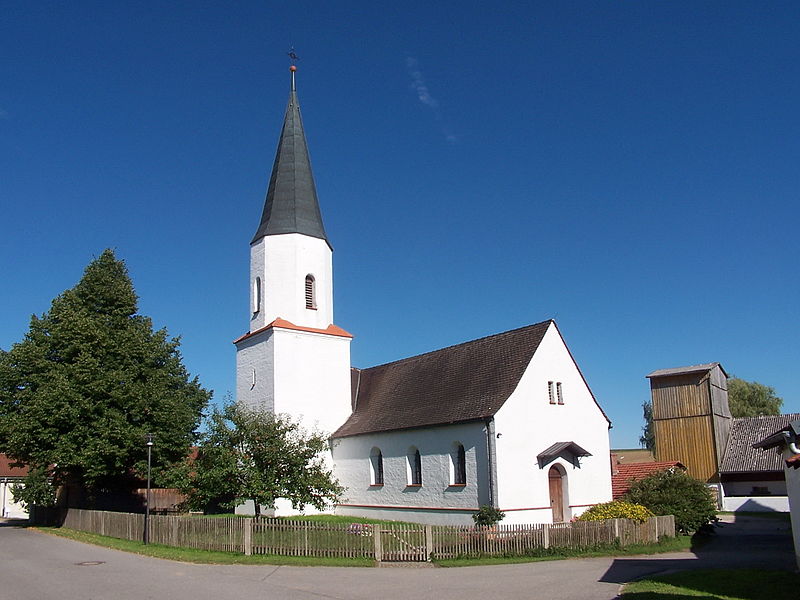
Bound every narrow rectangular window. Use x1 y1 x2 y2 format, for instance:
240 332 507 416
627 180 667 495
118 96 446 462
557 382 564 405
409 449 422 486
453 444 466 485
548 381 555 404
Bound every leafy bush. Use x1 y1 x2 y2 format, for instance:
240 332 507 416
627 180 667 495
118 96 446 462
622 469 717 533
472 505 505 527
576 501 654 523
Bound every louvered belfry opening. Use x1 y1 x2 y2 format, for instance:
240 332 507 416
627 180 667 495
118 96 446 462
305 275 315 309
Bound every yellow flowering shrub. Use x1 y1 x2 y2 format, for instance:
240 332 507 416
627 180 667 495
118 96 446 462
576 501 654 524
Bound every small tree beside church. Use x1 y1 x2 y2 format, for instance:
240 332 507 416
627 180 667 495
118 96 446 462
0 249 210 507
181 402 342 515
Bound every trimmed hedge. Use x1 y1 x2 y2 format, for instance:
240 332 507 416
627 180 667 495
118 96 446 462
576 501 654 524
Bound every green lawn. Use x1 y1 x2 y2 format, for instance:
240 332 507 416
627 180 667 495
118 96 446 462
36 527 375 567
717 511 791 522
621 569 799 599
434 535 693 567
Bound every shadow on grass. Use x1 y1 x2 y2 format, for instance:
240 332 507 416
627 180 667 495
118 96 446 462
619 568 800 600
601 518 796 591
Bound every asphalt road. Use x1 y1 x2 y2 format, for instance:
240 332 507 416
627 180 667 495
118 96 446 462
0 516 794 600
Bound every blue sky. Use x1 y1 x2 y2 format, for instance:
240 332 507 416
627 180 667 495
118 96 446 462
2 2 798 448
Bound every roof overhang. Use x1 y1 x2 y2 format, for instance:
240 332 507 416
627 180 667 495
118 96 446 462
537 441 591 469
752 420 800 450
752 419 800 470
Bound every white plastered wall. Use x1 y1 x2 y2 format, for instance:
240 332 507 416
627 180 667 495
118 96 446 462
250 234 333 331
1 480 27 519
332 422 489 525
236 328 351 436
493 323 612 524
236 329 276 413
272 329 351 436
781 448 800 569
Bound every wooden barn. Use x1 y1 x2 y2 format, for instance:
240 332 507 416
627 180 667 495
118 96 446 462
646 363 731 483
646 362 794 512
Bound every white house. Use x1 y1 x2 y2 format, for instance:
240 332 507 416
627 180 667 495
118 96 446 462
1 454 28 520
235 68 613 524
753 419 800 570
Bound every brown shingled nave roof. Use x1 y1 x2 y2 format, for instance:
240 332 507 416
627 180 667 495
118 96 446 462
333 320 553 438
333 320 608 439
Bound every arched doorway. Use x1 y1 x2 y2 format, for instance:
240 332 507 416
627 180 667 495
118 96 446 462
548 465 566 523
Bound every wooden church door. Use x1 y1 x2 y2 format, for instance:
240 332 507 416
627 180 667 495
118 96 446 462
548 466 564 523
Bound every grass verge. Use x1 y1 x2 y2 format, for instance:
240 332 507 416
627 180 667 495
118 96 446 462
620 568 799 599
717 511 791 522
35 527 375 567
434 535 693 567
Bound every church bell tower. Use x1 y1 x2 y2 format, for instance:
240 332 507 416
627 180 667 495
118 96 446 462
234 66 353 437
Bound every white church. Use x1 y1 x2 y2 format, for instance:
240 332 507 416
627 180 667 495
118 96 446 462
235 69 612 525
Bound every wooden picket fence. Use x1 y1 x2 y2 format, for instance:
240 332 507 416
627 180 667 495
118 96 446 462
32 508 674 562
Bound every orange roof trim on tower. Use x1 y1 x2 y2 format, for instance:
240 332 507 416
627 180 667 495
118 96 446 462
233 318 353 345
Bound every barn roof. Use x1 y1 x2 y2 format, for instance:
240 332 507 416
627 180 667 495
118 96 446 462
333 320 608 438
646 362 728 379
720 414 800 474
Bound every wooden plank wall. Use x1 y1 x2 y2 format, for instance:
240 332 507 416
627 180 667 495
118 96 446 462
651 370 724 482
651 373 709 419
653 416 718 481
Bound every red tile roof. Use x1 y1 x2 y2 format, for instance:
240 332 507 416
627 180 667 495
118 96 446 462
611 461 684 499
233 317 353 344
0 454 29 478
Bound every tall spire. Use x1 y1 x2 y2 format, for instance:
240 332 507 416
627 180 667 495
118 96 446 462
252 66 329 245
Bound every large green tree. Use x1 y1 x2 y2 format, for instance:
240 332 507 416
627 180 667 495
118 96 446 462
0 249 210 507
727 377 783 417
181 402 342 515
622 469 717 533
639 400 655 451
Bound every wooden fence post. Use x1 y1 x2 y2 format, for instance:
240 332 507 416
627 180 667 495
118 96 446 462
542 523 549 549
425 525 433 561
171 517 179 547
243 518 252 556
374 526 382 563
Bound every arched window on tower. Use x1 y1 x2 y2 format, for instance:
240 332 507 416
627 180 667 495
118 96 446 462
253 277 262 314
305 275 316 310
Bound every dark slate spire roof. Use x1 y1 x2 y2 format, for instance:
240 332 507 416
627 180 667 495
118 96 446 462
252 70 329 245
